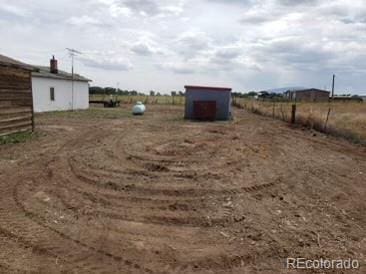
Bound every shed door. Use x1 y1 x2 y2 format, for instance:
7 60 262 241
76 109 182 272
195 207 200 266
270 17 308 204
193 101 216 120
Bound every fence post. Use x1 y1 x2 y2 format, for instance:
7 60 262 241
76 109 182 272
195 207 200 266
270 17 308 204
291 104 296 124
324 107 331 131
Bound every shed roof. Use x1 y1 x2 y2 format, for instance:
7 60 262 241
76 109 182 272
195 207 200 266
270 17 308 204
0 54 36 71
185 85 232 92
32 66 91 82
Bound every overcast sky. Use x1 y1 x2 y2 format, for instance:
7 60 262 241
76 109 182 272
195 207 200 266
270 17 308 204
1 0 366 94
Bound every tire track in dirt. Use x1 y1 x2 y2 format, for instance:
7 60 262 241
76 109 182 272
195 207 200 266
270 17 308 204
0 127 154 273
65 155 281 229
0 226 61 260
45 127 252 270
69 156 280 197
0 108 318 273
51 124 284 271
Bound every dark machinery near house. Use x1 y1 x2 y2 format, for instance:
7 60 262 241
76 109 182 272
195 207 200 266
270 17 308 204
89 95 121 108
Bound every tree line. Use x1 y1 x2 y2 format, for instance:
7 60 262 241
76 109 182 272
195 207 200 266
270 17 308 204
89 86 185 97
89 86 289 99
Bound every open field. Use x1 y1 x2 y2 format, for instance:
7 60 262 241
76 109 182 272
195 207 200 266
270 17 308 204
234 99 366 144
0 105 365 273
90 94 185 105
90 95 366 144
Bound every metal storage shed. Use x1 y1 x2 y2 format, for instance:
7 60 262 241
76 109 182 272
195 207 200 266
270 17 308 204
184 85 232 121
284 88 330 102
0 54 36 136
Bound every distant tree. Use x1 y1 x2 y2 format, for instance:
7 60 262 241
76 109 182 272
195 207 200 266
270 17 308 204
171 91 177 97
232 92 246 98
129 90 138 96
89 86 145 96
178 91 185 96
104 87 116 95
150 91 155 96
156 92 161 96
247 91 258 97
89 86 104 95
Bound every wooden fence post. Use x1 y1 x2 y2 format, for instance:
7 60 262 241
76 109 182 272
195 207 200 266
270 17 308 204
291 104 296 124
324 107 331 131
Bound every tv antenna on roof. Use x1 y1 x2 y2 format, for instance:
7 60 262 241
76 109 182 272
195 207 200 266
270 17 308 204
66 48 82 111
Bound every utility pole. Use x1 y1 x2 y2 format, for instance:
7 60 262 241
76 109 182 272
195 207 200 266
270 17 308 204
66 48 82 111
331 74 335 99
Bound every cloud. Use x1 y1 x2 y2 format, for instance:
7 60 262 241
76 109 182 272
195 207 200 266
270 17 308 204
67 15 104 26
214 47 242 60
174 31 213 59
277 0 319 6
251 37 335 71
80 52 133 71
2 0 366 92
131 43 155 56
0 4 29 17
122 0 159 13
157 62 196 74
158 40 262 75
129 36 163 56
97 0 185 17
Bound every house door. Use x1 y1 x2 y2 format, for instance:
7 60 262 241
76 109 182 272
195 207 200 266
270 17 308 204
193 101 217 121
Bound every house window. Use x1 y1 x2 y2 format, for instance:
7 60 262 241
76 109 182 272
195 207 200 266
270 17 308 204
50 87 55 101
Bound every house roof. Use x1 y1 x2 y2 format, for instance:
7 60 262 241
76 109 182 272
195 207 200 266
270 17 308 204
32 66 91 82
0 54 37 71
185 85 232 92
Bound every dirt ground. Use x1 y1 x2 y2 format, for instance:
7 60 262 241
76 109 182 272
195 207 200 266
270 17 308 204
0 105 365 273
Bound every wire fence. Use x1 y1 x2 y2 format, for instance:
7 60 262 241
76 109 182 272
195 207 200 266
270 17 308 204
233 98 366 145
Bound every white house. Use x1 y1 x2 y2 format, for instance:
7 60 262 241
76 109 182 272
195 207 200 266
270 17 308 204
31 56 91 112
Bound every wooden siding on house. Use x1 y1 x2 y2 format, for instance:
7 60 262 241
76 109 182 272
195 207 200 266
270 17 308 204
0 66 34 137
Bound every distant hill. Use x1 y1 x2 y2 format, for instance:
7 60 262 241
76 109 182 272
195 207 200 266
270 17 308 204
265 87 307 94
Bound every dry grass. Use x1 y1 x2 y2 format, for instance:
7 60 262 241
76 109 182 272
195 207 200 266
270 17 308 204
234 98 366 144
88 95 366 144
